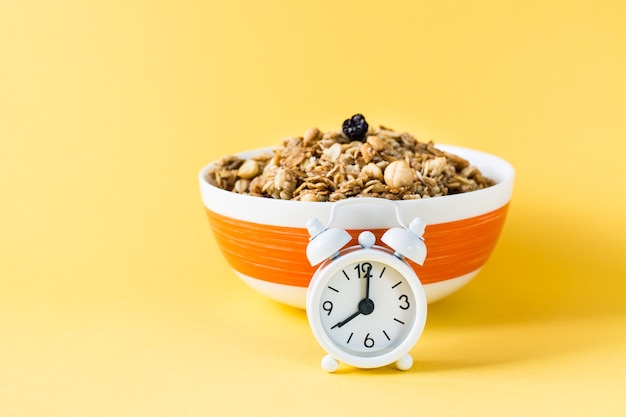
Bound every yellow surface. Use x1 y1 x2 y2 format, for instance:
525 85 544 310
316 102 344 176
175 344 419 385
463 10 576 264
1 1 625 416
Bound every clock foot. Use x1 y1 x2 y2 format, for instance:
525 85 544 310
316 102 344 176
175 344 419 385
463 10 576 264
321 355 339 372
396 354 413 371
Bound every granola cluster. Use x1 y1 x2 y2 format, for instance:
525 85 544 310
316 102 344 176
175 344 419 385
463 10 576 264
207 119 494 202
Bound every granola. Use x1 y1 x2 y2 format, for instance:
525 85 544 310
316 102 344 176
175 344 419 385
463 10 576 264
207 116 494 202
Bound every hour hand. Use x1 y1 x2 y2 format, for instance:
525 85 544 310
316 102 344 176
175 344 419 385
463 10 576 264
331 310 361 329
331 296 376 329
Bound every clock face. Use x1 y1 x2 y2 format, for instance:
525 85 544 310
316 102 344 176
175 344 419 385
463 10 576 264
310 252 425 361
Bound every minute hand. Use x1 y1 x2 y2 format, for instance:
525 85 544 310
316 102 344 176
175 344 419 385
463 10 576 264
364 265 372 301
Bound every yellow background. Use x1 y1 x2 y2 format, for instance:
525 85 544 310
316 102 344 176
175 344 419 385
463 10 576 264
1 1 625 416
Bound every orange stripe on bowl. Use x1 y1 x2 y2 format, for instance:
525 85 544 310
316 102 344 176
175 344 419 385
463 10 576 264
206 203 509 288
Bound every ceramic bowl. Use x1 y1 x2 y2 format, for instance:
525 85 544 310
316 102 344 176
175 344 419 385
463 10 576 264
199 145 514 309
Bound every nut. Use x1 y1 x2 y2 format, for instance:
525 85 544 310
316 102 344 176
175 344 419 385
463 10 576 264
383 160 415 188
360 163 383 181
359 142 376 164
237 159 260 179
422 156 447 177
233 179 250 193
323 143 342 162
303 127 322 145
273 168 296 192
366 135 384 151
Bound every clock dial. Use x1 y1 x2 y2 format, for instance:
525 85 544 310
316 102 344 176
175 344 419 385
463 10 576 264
318 260 417 357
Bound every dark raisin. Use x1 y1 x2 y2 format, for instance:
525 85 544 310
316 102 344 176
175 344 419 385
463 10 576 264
342 114 369 142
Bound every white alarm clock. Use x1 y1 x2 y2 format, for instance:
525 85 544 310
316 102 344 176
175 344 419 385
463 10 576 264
305 199 428 372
